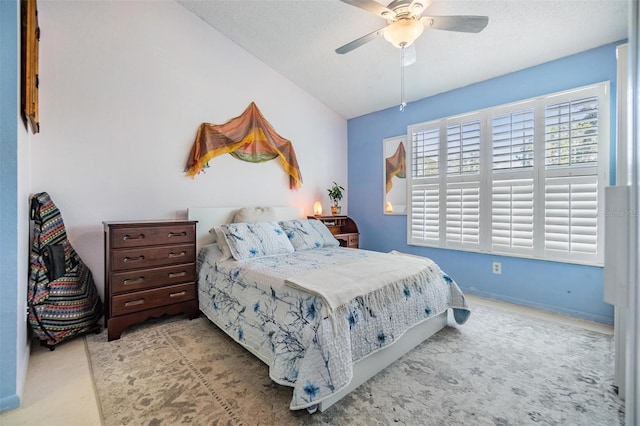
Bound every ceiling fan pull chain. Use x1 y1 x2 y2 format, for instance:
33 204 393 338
400 45 407 112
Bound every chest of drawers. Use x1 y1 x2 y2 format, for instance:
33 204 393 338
103 220 198 341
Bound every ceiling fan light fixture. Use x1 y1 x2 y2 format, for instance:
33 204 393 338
383 19 424 48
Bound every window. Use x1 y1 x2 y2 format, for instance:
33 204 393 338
410 124 441 245
492 109 534 171
490 103 536 256
407 83 609 266
444 117 481 249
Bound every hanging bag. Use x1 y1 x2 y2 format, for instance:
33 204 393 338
27 192 103 349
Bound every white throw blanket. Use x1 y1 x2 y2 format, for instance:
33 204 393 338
284 251 443 314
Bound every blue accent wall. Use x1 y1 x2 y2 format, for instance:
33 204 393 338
348 42 623 325
0 0 21 412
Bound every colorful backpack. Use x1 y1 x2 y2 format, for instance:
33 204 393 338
28 192 103 349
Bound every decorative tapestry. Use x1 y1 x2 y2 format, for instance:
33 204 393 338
185 102 303 190
385 141 405 193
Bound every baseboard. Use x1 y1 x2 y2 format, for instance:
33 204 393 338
16 335 30 403
0 394 21 414
463 289 614 326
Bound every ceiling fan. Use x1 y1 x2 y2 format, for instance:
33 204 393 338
336 0 489 54
336 0 488 111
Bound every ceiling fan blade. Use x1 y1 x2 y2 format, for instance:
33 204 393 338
335 27 386 54
339 0 396 19
421 15 489 33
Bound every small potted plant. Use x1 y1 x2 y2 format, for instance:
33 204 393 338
327 182 345 215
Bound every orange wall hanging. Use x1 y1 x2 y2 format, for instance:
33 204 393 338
385 141 406 193
185 102 303 190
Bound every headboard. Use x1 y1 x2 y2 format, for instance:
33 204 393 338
187 206 304 251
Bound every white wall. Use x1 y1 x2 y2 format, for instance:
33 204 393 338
32 0 348 299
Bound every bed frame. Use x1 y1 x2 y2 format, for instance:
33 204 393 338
187 206 449 412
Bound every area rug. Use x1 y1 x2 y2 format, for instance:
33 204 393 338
85 304 624 425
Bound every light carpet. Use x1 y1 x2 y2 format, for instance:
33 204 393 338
86 304 624 425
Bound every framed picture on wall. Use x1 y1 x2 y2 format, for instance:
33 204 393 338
383 135 407 215
21 0 40 134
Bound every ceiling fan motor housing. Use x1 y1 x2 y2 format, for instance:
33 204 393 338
385 0 431 21
382 0 429 48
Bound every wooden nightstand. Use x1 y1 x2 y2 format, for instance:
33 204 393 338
103 220 199 341
308 215 359 248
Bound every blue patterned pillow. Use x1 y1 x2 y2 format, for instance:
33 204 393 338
219 222 294 260
278 219 339 251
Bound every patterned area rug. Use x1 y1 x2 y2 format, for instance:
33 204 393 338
86 304 624 425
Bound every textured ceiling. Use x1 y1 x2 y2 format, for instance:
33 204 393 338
177 0 629 119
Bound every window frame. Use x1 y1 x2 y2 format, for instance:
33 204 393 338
406 82 609 266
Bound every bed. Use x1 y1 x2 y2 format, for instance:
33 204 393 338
187 206 470 412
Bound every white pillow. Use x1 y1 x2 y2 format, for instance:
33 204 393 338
233 206 276 223
213 227 232 260
208 227 218 242
218 221 294 260
278 219 339 251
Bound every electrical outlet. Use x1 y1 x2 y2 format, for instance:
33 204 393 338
492 261 502 275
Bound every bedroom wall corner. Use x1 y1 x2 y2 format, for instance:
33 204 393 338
30 0 348 301
347 42 622 324
0 0 31 414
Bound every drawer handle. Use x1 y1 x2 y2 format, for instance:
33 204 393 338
168 251 187 258
168 231 187 238
124 299 145 307
168 271 187 278
169 291 186 298
123 277 145 285
123 234 145 240
123 255 145 263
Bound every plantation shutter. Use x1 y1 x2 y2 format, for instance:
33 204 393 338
542 93 601 263
445 182 480 246
446 120 481 175
544 175 599 259
412 126 440 178
445 119 481 249
410 183 440 244
492 109 535 171
491 179 534 254
490 107 535 255
406 82 607 266
408 125 441 245
544 96 599 168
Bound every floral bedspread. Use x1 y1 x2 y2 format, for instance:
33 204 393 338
197 245 470 410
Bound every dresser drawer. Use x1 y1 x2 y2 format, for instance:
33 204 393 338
111 263 195 294
111 283 195 316
110 224 195 249
335 232 359 248
111 244 195 271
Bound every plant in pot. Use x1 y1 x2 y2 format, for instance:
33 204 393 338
327 182 345 215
